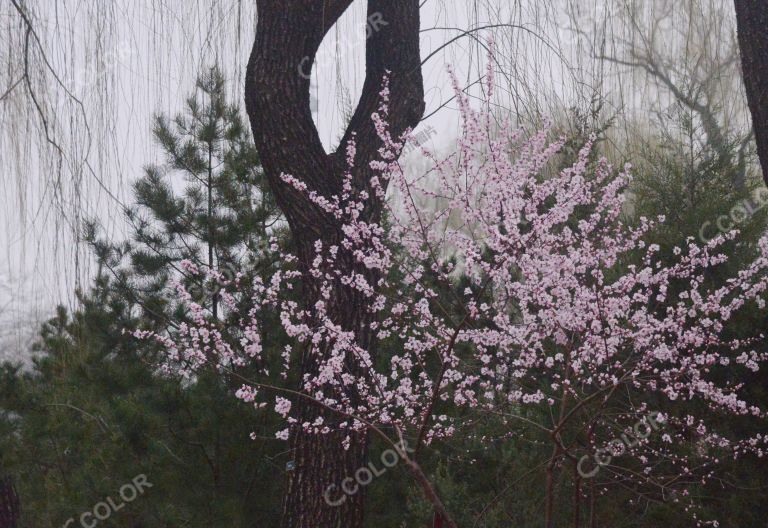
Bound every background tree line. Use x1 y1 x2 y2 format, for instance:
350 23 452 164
1 60 767 526
1 1 768 527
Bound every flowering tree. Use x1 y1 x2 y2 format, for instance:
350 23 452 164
137 49 768 527
244 3 424 525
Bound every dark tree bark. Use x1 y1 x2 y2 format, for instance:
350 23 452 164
735 0 768 186
0 476 20 528
245 2 424 527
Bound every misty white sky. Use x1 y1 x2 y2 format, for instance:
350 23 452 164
0 0 748 361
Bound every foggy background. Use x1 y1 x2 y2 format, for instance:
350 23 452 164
0 0 750 362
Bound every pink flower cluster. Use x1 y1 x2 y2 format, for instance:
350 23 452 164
136 44 768 525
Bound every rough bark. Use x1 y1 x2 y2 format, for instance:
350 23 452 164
245 2 424 527
735 0 768 186
0 476 20 528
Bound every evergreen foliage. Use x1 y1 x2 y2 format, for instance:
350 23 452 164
1 73 767 528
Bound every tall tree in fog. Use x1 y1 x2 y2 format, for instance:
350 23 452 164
735 0 768 185
244 2 424 527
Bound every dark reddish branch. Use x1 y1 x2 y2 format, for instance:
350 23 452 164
735 0 768 186
573 462 581 528
0 476 20 528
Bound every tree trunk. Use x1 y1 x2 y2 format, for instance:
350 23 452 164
0 476 20 528
244 2 424 527
735 0 768 186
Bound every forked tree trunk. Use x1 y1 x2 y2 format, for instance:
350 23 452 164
244 2 424 526
734 0 768 185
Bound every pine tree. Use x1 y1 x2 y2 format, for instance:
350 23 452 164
0 68 287 527
87 66 281 328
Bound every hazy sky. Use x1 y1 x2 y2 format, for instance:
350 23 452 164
0 0 746 360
